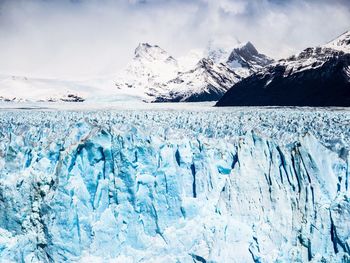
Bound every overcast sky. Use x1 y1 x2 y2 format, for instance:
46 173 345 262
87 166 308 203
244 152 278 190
0 0 349 79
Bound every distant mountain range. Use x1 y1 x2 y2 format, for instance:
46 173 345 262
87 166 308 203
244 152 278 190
1 31 349 106
114 41 273 102
0 41 273 103
216 31 350 107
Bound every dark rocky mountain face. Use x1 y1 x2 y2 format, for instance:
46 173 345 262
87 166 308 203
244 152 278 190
217 32 350 107
217 53 350 106
227 42 274 69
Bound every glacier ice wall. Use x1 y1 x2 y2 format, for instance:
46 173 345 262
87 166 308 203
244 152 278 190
0 109 349 263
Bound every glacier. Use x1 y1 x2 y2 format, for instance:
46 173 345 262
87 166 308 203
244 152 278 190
0 107 349 262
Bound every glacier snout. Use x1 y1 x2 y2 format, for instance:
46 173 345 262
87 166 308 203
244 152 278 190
0 112 349 263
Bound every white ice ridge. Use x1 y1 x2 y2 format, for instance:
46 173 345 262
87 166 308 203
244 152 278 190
0 109 349 262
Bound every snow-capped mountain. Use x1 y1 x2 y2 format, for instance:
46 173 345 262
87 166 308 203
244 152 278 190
0 75 88 102
0 43 178 103
217 31 350 107
227 41 274 77
205 39 233 64
0 74 128 103
0 41 273 103
153 58 242 102
325 30 350 52
113 43 179 101
147 42 273 102
117 43 179 86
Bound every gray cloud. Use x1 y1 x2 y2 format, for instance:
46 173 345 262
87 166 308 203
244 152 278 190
0 0 349 79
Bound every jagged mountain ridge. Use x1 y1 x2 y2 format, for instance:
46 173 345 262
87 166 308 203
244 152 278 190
115 41 274 102
0 41 272 103
217 31 350 107
228 41 273 70
325 30 350 52
152 58 242 102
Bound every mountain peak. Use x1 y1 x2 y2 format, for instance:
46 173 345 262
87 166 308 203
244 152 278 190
227 41 273 69
134 43 163 57
134 43 176 63
195 58 215 69
234 41 259 55
324 30 350 52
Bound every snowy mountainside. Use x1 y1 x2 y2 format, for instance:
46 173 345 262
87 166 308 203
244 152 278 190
153 58 242 102
217 30 350 106
227 41 274 77
150 42 274 102
205 38 234 64
115 43 179 89
54 41 274 103
279 31 350 76
0 44 180 103
325 30 350 52
0 74 131 103
177 49 205 72
0 41 273 103
0 108 349 262
0 75 89 102
113 41 253 102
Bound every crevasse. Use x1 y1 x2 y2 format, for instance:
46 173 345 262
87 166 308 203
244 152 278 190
0 110 349 263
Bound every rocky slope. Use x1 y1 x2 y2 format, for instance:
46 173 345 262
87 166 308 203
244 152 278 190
217 31 350 107
227 41 274 77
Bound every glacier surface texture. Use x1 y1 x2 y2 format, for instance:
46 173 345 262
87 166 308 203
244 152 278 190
0 109 350 263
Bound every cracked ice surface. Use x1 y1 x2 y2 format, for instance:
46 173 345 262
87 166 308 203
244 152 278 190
0 108 349 262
